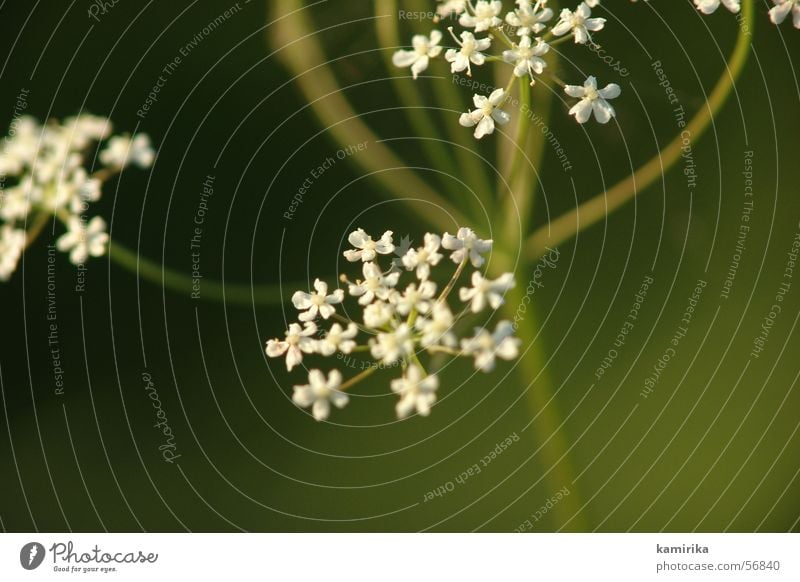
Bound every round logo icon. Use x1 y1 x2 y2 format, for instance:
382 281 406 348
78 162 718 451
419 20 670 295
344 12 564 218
20 542 46 570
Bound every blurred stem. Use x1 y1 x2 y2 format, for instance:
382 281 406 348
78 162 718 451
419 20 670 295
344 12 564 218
339 366 378 391
374 0 471 207
495 48 586 529
107 240 284 305
23 211 51 250
270 0 467 232
526 0 755 260
407 0 495 221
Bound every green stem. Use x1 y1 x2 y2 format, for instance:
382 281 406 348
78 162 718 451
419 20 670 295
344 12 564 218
270 0 467 232
526 0 755 260
23 211 51 250
339 366 378 391
495 44 586 529
374 0 467 204
107 240 284 305
437 256 468 305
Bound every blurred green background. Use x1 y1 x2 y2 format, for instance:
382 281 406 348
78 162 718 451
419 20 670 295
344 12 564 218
0 0 798 532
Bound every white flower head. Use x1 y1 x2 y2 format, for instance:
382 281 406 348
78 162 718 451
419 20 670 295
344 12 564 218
505 0 554 36
768 0 800 27
56 216 108 265
292 278 344 322
317 323 358 356
292 369 348 421
0 226 26 281
445 29 491 76
401 232 443 280
694 0 740 14
266 321 318 371
551 2 606 44
392 30 443 80
461 320 521 372
343 228 395 262
442 227 493 267
99 134 155 168
349 261 400 305
564 76 621 124
459 0 503 32
459 271 515 313
458 88 510 139
370 323 414 364
392 366 439 418
416 303 457 347
502 35 549 84
392 280 437 316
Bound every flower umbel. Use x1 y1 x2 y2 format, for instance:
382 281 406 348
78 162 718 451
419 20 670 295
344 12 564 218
265 227 520 421
0 115 154 281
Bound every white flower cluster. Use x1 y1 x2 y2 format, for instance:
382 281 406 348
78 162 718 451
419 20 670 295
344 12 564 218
0 114 154 280
627 0 799 28
393 0 621 137
265 227 521 421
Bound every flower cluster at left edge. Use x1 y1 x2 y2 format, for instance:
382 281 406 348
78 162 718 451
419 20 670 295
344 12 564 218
0 114 154 280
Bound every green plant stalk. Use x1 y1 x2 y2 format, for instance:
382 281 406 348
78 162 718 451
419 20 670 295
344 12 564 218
270 0 468 232
526 0 755 260
107 240 284 305
495 63 586 530
374 0 470 205
406 0 496 221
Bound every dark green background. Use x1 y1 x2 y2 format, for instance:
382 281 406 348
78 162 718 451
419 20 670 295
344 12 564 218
0 0 798 532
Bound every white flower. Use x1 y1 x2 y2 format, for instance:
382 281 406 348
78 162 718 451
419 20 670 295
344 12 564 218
401 232 443 280
363 300 395 328
502 35 549 84
505 0 553 36
458 88 510 139
392 30 443 80
551 2 606 44
694 0 740 14
564 76 621 124
769 0 800 27
56 216 108 265
392 366 439 418
0 182 32 221
292 278 344 322
266 321 317 371
461 320 521 372
393 280 437 316
99 134 155 168
436 0 468 18
370 323 414 364
459 271 515 313
459 0 503 32
0 225 26 281
349 261 400 305
317 323 358 356
343 228 395 262
416 303 457 347
442 227 493 267
445 29 491 76
292 369 348 421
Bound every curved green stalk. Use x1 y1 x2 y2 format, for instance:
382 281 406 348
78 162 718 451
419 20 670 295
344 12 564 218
405 0 495 218
270 0 467 232
374 0 467 204
107 240 284 305
526 0 755 259
495 55 586 530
